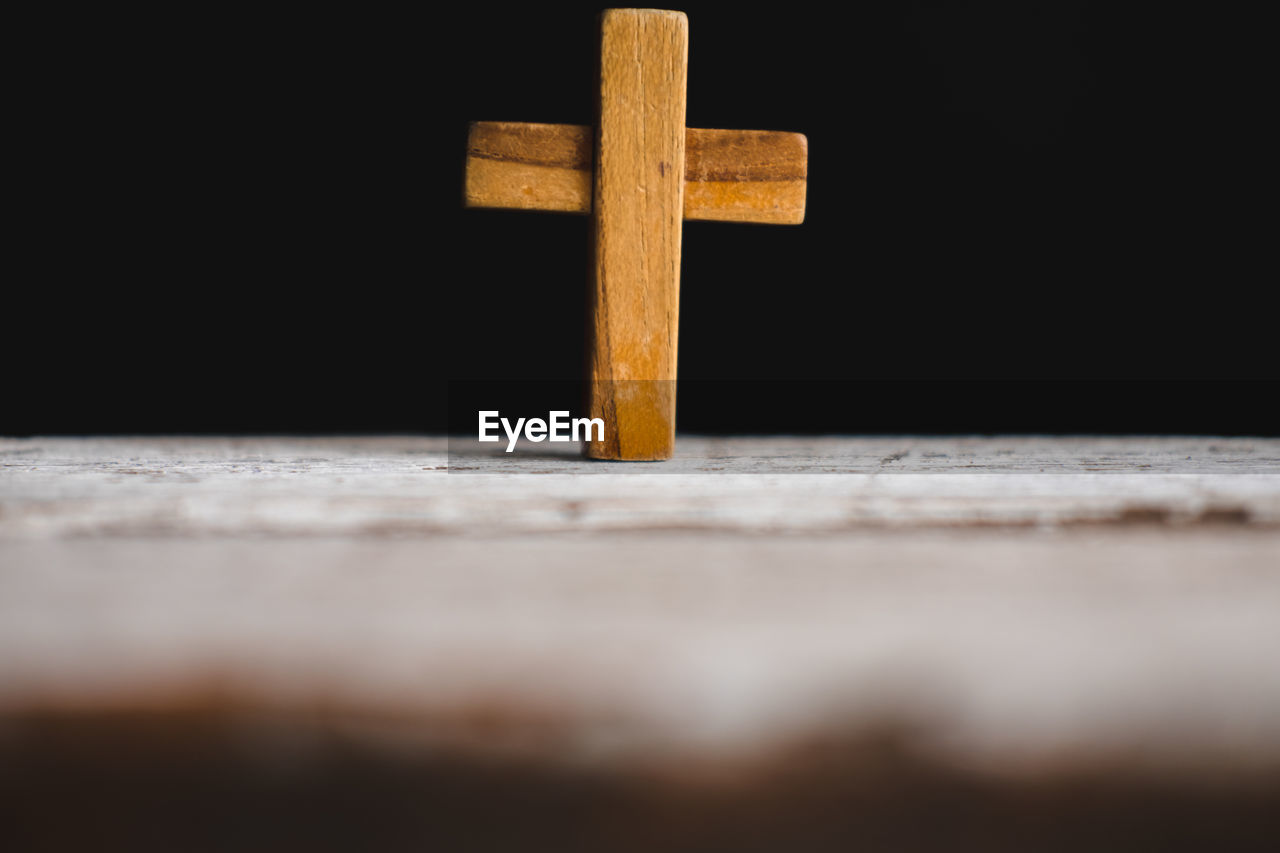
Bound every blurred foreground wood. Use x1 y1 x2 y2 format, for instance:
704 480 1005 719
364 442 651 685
2 436 1279 850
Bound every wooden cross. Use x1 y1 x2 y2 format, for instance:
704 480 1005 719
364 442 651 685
465 8 807 460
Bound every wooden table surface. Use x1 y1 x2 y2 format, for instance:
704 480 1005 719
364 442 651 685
3 436 1279 849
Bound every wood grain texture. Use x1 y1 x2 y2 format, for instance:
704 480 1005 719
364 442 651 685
4 436 1280 847
683 127 806 223
465 121 593 213
465 122 807 224
3 437 1280 767
586 10 688 461
4 437 1278 536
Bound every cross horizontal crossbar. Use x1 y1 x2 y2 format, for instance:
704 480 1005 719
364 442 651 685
466 121 807 224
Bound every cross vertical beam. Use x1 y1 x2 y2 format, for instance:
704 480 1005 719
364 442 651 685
586 9 688 461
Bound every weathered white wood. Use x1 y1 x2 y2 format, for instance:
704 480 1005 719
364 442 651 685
1 436 1279 774
2 529 1279 771
1 436 1277 537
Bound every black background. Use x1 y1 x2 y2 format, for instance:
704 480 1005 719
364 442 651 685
7 2 1274 436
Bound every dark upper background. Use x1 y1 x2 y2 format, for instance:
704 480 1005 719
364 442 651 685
6 2 1274 435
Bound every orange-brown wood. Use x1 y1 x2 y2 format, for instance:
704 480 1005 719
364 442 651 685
465 9 807 461
683 128 807 224
585 9 688 461
466 122 806 224
465 122 593 214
